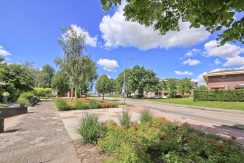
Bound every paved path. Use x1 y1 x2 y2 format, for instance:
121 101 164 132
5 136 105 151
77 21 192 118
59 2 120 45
0 102 80 163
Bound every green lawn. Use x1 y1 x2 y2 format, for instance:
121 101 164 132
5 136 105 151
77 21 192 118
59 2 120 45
0 103 7 108
150 98 244 110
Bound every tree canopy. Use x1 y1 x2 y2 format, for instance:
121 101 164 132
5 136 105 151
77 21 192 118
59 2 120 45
101 0 244 44
36 64 55 88
57 26 97 97
0 63 35 101
51 70 69 95
96 74 112 100
117 65 160 98
177 78 193 95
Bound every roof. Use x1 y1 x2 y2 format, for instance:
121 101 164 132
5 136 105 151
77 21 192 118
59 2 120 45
203 69 244 83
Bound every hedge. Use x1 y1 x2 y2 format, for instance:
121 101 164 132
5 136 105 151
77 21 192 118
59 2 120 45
34 88 52 98
194 89 244 102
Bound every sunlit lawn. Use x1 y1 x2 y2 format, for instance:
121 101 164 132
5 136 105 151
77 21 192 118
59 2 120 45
150 98 244 110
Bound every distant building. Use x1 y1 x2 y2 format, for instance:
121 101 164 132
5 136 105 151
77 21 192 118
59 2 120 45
143 79 198 98
203 69 244 90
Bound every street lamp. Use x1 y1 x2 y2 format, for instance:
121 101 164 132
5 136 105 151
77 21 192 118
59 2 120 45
122 57 134 104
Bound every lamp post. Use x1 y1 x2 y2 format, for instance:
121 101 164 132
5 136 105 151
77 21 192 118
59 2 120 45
122 57 134 104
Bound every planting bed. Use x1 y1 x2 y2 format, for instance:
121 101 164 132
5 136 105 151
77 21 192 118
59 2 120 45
77 113 244 162
54 98 119 111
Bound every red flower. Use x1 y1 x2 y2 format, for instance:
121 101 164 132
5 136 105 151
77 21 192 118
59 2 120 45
208 139 213 144
231 136 237 140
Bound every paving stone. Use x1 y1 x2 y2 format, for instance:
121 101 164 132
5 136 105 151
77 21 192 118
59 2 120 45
0 101 80 163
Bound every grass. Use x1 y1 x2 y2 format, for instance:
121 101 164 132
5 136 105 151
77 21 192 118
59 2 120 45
150 98 244 110
0 103 8 108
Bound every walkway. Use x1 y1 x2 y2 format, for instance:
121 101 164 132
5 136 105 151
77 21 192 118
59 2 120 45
0 102 80 163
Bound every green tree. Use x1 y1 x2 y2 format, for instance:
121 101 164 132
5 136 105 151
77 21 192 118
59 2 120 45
178 78 193 96
155 80 167 95
57 26 97 97
196 85 208 91
0 63 35 101
96 75 111 100
101 0 244 44
166 78 177 98
118 65 160 98
36 64 55 88
51 70 69 96
109 78 116 95
116 69 132 94
36 72 51 88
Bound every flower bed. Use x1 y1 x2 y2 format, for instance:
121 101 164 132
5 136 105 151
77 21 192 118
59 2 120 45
78 113 244 162
54 98 118 111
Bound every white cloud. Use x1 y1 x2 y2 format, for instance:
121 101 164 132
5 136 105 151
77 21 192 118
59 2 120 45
174 71 193 76
204 40 244 67
99 5 210 50
67 24 97 47
0 45 11 57
182 59 200 66
214 59 221 65
185 48 201 57
97 59 119 72
204 40 243 58
223 56 244 67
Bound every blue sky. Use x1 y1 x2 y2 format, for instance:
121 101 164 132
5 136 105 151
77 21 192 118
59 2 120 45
0 0 243 85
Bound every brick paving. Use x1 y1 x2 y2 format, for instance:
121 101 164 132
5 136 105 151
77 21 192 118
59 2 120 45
0 102 80 163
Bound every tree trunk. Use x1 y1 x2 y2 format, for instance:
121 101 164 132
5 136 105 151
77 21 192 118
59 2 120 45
75 87 77 99
70 88 74 99
103 93 104 100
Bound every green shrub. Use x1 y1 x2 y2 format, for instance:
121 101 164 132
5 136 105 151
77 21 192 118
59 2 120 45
98 118 244 163
17 91 36 105
34 88 52 98
194 90 244 102
19 92 34 101
108 143 150 163
139 109 153 123
78 113 102 144
74 100 85 109
88 100 100 109
17 97 29 106
2 92 10 97
119 110 131 128
54 98 69 111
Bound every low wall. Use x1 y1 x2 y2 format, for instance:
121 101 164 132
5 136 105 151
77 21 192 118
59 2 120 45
0 107 28 118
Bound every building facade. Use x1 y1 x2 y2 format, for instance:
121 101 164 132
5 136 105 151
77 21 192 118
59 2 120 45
203 69 244 90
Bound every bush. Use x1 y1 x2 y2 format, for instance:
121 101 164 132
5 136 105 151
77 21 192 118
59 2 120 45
139 109 153 123
54 98 69 111
194 90 244 102
74 100 86 109
2 92 10 97
34 88 52 98
119 110 131 128
98 118 244 163
19 92 34 101
17 97 29 106
17 91 36 105
88 100 100 109
78 113 102 144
